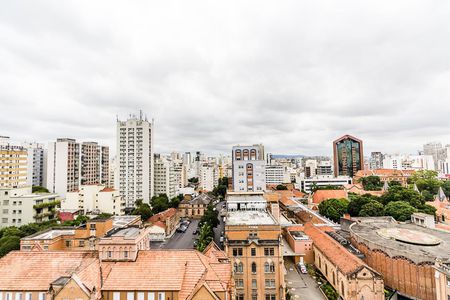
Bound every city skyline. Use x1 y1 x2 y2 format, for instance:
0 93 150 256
1 1 450 155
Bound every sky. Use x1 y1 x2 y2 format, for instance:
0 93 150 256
1 1 450 157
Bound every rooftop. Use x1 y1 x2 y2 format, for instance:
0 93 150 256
105 226 142 239
226 193 266 203
350 217 450 263
112 215 141 228
226 210 276 226
22 228 75 240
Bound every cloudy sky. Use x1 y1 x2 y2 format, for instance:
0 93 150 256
1 1 449 156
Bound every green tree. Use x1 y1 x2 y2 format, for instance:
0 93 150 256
347 194 377 216
442 180 450 197
151 194 170 214
170 195 183 208
359 201 384 217
276 185 288 190
380 186 424 208
388 180 401 187
32 186 50 193
62 215 90 226
0 235 21 257
417 204 437 216
318 198 349 222
196 223 213 252
384 201 417 221
132 201 153 221
359 176 383 191
408 170 442 195
199 204 219 229
188 177 199 183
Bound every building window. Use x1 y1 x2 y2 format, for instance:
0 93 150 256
251 248 256 256
124 251 128 258
65 241 72 248
265 295 276 300
236 295 244 300
90 223 96 230
252 279 257 289
234 262 244 273
127 293 134 300
137 293 144 300
108 251 112 258
252 296 257 300
148 293 155 300
251 262 257 273
264 262 275 273
233 248 243 256
5 293 13 300
79 240 85 247
25 293 32 300
15 293 22 300
158 292 165 300
264 248 274 256
265 279 275 288
235 279 244 288
38 293 45 300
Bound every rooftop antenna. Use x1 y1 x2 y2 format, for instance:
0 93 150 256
139 109 143 120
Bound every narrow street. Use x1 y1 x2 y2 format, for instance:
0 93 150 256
155 219 199 249
213 200 226 249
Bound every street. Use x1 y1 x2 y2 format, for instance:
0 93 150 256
284 259 326 300
154 219 199 249
213 200 226 249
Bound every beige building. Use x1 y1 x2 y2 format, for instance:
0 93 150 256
63 185 125 215
0 186 60 228
224 193 285 300
0 141 28 189
179 193 214 219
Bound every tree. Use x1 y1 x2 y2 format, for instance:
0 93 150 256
408 170 442 195
380 186 424 208
417 204 437 216
151 194 170 214
188 177 199 183
0 235 21 257
199 204 219 229
318 198 349 222
170 195 183 208
359 176 383 191
196 223 213 252
212 177 228 199
132 202 153 221
359 201 384 217
32 186 49 193
388 180 401 187
62 215 89 226
442 180 450 197
384 201 417 222
276 185 288 190
347 194 377 216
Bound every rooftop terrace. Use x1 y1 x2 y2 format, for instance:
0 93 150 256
226 210 276 226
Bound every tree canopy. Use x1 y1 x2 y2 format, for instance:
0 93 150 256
347 194 378 216
359 200 384 217
276 185 288 190
359 176 383 191
380 186 424 208
384 201 417 222
318 198 349 222
408 170 442 196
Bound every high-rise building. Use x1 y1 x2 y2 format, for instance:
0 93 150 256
199 162 218 192
46 139 108 198
316 160 333 176
333 135 364 178
382 154 435 171
369 152 383 170
423 142 446 171
0 137 28 189
23 142 47 187
80 142 109 186
46 138 80 197
116 113 154 207
304 159 318 178
154 155 177 199
265 165 289 185
232 144 266 192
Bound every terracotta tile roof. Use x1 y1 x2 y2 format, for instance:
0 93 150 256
0 251 100 291
148 208 178 223
101 250 231 299
303 223 365 275
100 187 116 192
312 190 348 204
343 184 383 196
151 220 166 229
354 169 416 178
58 211 76 222
203 241 228 261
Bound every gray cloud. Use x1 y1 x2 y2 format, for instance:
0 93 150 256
1 0 449 156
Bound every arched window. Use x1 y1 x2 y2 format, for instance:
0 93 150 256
251 262 257 273
246 163 254 191
264 262 275 273
341 282 345 296
243 149 249 160
250 149 257 160
235 150 242 160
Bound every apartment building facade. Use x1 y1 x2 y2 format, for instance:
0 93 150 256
0 186 60 228
225 193 285 300
116 114 154 207
232 145 266 192
23 142 47 187
63 185 125 215
154 156 177 199
0 140 28 189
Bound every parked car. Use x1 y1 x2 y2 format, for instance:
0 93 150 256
177 225 188 233
297 263 307 274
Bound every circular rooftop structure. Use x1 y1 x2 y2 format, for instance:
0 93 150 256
377 228 442 246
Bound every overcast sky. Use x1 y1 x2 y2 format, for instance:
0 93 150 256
1 1 449 156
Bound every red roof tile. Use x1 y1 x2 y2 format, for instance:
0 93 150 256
312 190 348 204
148 208 178 223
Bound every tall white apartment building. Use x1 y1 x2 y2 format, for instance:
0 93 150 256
199 163 218 192
304 159 318 178
382 154 435 171
80 142 109 185
172 160 185 192
297 175 352 193
265 165 290 185
46 138 80 197
423 142 446 171
232 144 266 192
23 142 47 187
116 114 154 207
63 185 125 215
0 137 28 189
46 139 109 198
153 156 177 199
